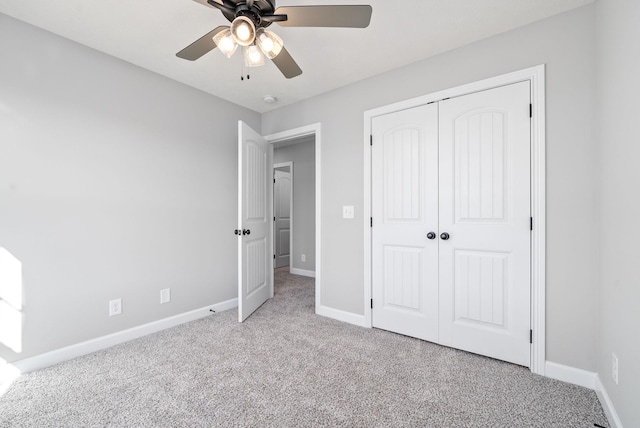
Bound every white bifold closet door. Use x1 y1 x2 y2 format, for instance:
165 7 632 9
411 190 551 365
372 82 531 366
371 103 440 342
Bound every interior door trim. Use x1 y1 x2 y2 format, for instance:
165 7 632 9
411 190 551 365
363 65 546 376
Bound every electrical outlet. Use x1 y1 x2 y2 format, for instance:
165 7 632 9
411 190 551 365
301 254 306 262
612 353 619 384
160 288 171 304
109 299 122 316
342 205 355 219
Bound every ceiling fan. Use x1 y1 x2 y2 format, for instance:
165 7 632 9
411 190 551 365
176 0 373 79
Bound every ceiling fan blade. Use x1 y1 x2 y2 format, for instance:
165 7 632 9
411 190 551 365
176 26 229 61
261 14 288 23
207 0 236 14
191 0 236 14
274 5 372 28
271 47 302 79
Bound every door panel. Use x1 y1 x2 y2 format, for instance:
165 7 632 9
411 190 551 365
371 103 439 342
238 121 272 322
455 111 506 222
439 81 531 366
453 250 507 326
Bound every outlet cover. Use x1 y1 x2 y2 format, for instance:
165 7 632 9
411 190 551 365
109 299 122 316
301 254 306 262
343 205 355 219
160 288 171 304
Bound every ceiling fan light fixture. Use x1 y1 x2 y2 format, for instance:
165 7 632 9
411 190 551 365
244 45 265 67
230 16 256 46
212 28 238 58
256 28 283 59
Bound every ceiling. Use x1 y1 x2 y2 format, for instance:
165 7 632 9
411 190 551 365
0 0 593 113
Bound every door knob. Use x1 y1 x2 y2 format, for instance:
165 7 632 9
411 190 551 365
426 232 436 240
440 232 450 240
234 229 241 235
242 229 251 235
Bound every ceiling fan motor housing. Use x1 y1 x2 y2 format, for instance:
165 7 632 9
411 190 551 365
217 0 277 28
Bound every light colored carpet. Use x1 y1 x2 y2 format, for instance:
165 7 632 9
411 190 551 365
0 269 608 427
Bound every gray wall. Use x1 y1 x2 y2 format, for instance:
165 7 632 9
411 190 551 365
596 1 640 426
273 137 316 272
263 5 599 372
0 14 260 363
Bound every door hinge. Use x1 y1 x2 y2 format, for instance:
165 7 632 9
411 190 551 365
530 217 533 231
530 329 533 344
273 178 276 183
370 135 373 146
274 216 276 222
529 104 533 118
371 299 373 309
370 217 373 227
274 254 276 259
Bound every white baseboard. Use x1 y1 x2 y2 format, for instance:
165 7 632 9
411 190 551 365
595 375 624 428
545 361 623 428
544 361 597 389
7 298 238 376
316 304 368 327
290 268 315 278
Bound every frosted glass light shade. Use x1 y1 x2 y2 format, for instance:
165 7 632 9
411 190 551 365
213 29 238 58
231 16 256 46
256 28 283 59
244 45 265 67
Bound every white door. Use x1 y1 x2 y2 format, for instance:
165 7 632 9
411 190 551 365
371 82 531 366
274 167 291 268
238 121 273 322
371 103 439 342
438 82 531 366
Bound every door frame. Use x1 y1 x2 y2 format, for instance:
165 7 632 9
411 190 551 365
273 162 294 270
363 65 546 375
265 123 321 314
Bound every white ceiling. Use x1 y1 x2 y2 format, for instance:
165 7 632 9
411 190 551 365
0 0 593 113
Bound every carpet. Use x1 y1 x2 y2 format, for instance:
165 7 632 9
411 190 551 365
0 269 609 427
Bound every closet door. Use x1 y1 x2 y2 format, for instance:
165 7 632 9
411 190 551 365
438 82 531 366
371 103 439 342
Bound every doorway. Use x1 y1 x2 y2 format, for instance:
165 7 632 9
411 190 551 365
237 122 321 320
272 136 316 278
265 124 321 312
363 65 546 374
370 82 531 367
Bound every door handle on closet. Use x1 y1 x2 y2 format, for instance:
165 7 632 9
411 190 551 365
242 229 251 235
426 232 436 240
440 232 450 240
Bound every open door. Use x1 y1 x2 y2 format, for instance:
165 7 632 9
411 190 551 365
273 164 292 269
237 121 273 322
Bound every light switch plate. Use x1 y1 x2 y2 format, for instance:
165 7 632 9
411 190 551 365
343 205 354 219
160 288 171 304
